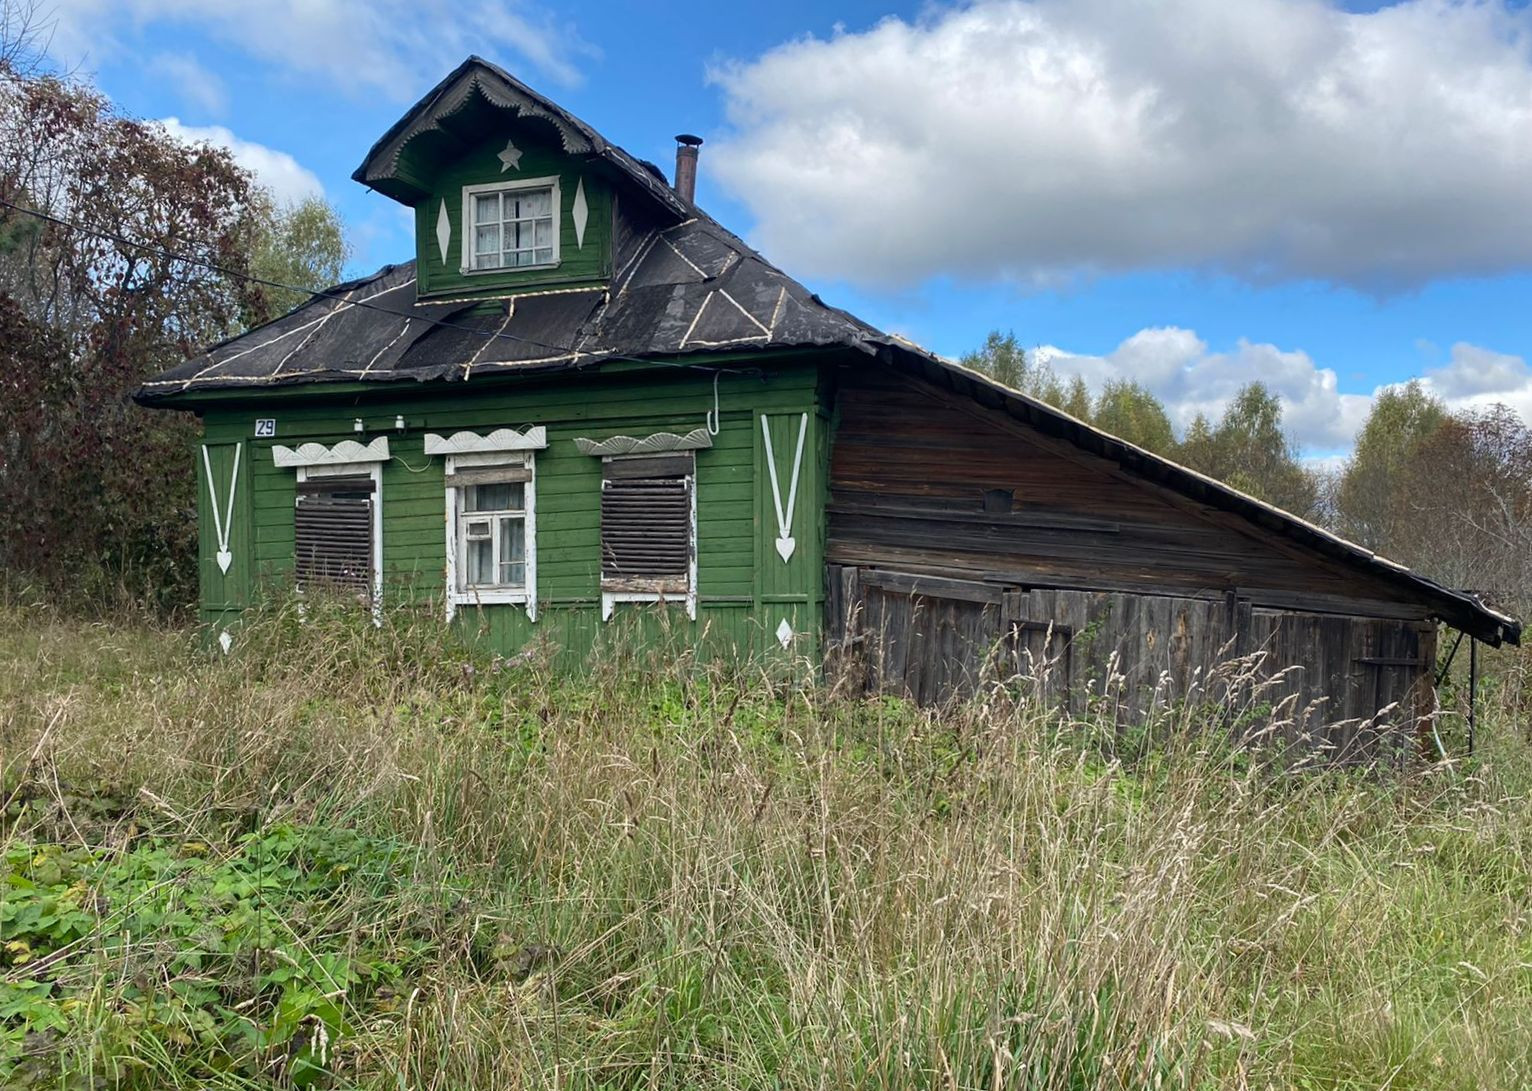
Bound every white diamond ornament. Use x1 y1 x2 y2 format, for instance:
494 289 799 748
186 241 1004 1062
774 536 796 562
572 177 588 249
776 618 794 649
435 200 451 263
218 630 233 654
216 549 233 574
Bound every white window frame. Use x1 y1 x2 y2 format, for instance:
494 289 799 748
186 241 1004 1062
294 460 384 617
598 454 698 623
460 176 561 275
444 451 538 620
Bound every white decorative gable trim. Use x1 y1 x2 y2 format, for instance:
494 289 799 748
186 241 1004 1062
424 426 548 456
272 437 390 468
573 428 713 457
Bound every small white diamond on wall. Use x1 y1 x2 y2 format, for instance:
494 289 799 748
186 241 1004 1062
572 177 588 250
497 139 523 172
776 618 794 649
435 200 451 263
218 630 233 655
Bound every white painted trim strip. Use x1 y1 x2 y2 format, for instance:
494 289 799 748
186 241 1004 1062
659 235 708 279
463 306 515 379
200 442 241 574
192 277 415 377
762 413 808 563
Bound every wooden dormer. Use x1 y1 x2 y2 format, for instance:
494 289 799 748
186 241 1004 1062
352 56 689 301
409 127 614 298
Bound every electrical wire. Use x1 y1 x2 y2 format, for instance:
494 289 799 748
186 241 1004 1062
1 194 600 360
0 195 771 401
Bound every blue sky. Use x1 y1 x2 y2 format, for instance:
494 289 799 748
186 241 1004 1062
42 0 1532 457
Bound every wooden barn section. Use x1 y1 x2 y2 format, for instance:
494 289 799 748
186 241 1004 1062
823 355 1513 757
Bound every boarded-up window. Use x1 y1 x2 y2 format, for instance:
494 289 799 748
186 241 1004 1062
295 475 375 597
600 454 693 594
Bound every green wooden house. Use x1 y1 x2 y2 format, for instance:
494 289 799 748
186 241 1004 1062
140 57 1517 755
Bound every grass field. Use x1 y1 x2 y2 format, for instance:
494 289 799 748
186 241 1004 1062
2 600 1530 1089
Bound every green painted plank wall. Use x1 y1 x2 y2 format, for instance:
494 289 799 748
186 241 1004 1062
195 362 827 665
412 128 613 299
197 441 252 610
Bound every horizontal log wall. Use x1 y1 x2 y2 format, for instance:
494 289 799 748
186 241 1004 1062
826 364 1439 752
828 365 1426 612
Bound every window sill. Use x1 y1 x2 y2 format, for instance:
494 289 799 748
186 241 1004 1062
450 588 529 606
458 262 562 277
601 588 696 622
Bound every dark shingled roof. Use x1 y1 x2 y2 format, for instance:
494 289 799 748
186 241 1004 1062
135 57 1521 648
134 212 877 391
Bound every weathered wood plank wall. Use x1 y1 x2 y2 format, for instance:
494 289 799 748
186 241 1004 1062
828 365 1428 611
827 568 1437 761
826 364 1439 757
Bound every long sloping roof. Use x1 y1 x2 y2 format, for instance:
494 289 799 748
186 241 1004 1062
135 58 1520 647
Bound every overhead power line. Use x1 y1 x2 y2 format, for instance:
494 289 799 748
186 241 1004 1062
0 194 584 358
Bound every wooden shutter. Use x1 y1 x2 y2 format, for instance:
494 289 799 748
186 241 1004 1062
295 476 374 597
600 455 692 592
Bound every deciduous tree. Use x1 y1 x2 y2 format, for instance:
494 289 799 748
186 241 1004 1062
0 62 348 610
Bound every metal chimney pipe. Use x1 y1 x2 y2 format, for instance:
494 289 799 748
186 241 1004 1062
674 133 703 204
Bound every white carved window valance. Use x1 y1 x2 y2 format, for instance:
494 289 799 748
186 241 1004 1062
273 437 391 469
572 428 713 457
424 426 547 456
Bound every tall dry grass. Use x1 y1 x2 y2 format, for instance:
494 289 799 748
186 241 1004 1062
2 598 1530 1089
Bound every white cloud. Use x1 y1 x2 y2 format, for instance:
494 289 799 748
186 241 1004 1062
1036 330 1532 455
45 0 596 98
708 0 1532 291
151 52 226 115
157 117 324 204
1420 342 1532 423
1038 328 1373 451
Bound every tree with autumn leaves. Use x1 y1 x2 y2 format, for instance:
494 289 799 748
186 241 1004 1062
0 57 346 611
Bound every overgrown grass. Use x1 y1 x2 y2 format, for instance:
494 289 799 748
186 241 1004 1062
2 600 1530 1088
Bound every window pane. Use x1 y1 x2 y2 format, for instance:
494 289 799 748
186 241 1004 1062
516 189 551 217
467 483 520 512
474 224 499 257
500 561 525 586
534 220 551 247
465 537 494 585
476 194 499 224
534 248 553 265
501 517 525 561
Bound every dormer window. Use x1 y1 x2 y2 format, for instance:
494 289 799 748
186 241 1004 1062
463 177 560 272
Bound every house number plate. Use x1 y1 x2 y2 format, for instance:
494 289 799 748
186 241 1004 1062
254 419 276 437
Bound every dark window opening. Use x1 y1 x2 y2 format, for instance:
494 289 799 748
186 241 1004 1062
600 454 693 594
295 475 374 599
983 488 1014 514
